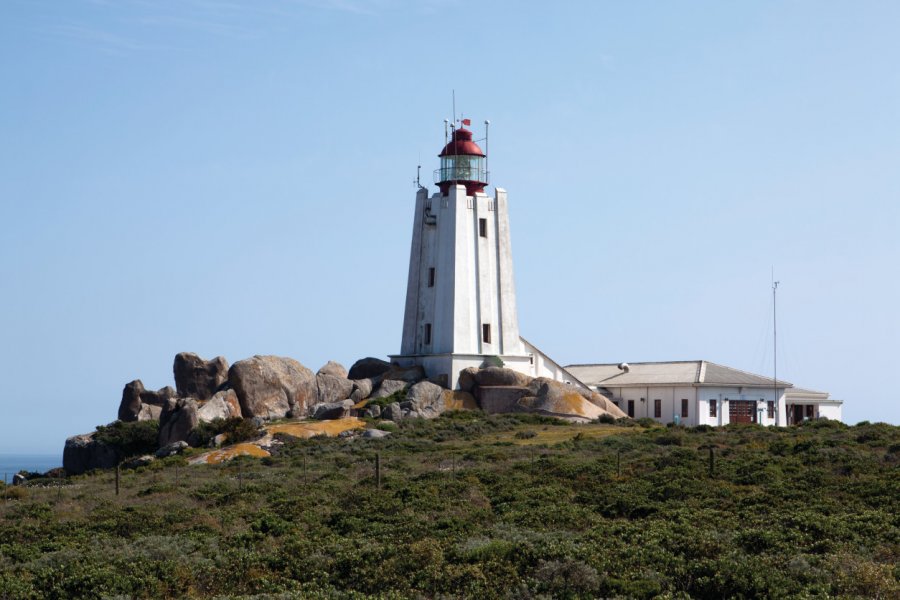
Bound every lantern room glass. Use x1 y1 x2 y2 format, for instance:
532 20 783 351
437 154 486 183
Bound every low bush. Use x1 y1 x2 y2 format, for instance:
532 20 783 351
193 417 261 446
94 420 159 457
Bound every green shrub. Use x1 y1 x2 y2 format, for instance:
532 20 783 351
636 417 657 428
193 417 261 446
514 430 537 439
94 420 159 457
596 414 616 424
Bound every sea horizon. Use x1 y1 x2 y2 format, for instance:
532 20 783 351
0 453 62 483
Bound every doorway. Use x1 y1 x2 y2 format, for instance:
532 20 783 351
729 400 756 424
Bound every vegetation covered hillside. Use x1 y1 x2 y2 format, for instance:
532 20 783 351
1 415 898 599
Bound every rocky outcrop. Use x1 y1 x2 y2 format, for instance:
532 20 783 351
118 380 177 422
458 367 479 393
315 373 354 405
317 360 348 379
382 364 427 383
63 433 120 475
474 367 532 388
362 428 391 439
310 399 355 420
350 378 375 402
158 398 199 447
173 353 228 401
405 381 446 419
370 379 410 399
155 441 189 458
196 389 243 422
347 357 392 381
228 355 317 420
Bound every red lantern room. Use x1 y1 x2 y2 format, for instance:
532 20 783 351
435 122 489 196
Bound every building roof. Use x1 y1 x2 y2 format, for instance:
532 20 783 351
564 360 793 389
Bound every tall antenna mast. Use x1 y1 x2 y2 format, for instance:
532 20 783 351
452 90 456 126
484 119 490 185
773 270 780 424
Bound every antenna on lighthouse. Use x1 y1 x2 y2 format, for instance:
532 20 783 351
484 119 490 185
772 269 780 423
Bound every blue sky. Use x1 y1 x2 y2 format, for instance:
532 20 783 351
1 0 898 454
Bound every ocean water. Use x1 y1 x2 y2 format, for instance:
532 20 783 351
0 454 62 483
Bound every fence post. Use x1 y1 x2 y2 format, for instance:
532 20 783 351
115 464 120 496
375 453 381 489
617 449 621 478
238 461 243 492
708 447 715 477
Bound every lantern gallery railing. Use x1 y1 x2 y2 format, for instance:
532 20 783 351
433 166 490 184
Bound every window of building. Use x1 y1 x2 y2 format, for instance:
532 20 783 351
654 399 661 418
767 401 775 419
428 267 435 287
627 400 635 418
479 218 487 237
710 400 717 418
681 399 689 418
424 323 432 345
482 323 491 343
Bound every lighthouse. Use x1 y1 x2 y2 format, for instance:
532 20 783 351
392 120 579 389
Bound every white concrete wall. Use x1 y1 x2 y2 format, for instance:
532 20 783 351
399 184 524 368
816 402 843 420
603 386 789 426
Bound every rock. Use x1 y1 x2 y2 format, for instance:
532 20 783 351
347 357 392 380
338 429 357 438
350 378 375 402
173 353 228 401
407 380 444 405
119 380 178 422
228 355 317 420
458 367 479 393
158 398 199 447
443 390 478 411
382 364 427 383
315 373 354 405
12 473 26 486
370 379 410 399
123 455 155 469
474 367 533 387
585 390 627 418
382 402 402 422
364 404 382 418
310 399 355 420
196 389 243 423
476 386 532 413
317 360 348 379
212 433 228 448
518 378 609 422
137 404 163 421
155 440 189 458
63 433 120 475
362 428 391 439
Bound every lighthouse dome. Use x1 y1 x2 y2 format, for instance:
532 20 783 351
439 127 485 157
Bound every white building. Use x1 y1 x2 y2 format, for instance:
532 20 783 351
390 121 583 389
566 361 843 426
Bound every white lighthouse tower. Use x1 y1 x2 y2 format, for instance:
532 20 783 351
392 120 579 389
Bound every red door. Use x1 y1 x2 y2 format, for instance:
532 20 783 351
729 401 756 424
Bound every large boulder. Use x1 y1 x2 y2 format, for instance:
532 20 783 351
347 357 392 380
474 367 533 387
173 353 228 401
63 433 120 475
458 367 479 393
118 381 177 422
406 381 446 419
315 373 354 405
350 378 375 402
519 378 611 422
443 390 478 411
317 360 348 379
382 364 427 383
228 355 317 420
382 402 402 422
158 398 200 447
310 399 355 420
196 389 243 423
370 379 410 399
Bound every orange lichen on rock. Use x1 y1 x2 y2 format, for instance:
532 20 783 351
193 443 271 465
443 390 478 411
267 417 365 439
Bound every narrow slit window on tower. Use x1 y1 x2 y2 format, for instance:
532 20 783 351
428 267 435 287
482 323 491 344
681 399 689 418
424 323 432 345
479 218 487 238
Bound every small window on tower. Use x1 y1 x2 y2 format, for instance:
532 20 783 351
479 218 487 238
424 323 432 345
428 267 435 288
482 323 491 344
681 399 689 418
